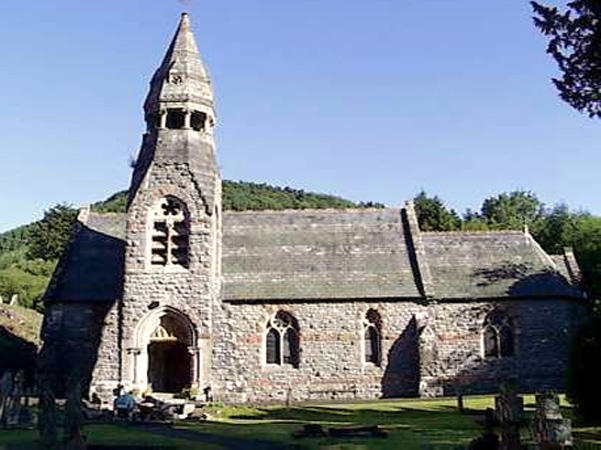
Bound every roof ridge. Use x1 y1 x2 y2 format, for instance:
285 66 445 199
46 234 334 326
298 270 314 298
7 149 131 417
87 211 127 216
422 230 525 235
223 208 395 215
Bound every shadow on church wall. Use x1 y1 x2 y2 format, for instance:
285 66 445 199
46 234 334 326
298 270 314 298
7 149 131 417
381 316 420 398
433 264 585 397
38 224 124 398
0 326 37 389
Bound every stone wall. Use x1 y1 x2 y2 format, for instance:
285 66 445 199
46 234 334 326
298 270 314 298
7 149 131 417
120 159 221 393
211 300 428 403
433 299 586 396
39 302 114 398
211 298 586 404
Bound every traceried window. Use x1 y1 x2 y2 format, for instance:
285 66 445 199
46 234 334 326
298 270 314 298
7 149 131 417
265 311 299 368
363 309 382 366
483 310 514 358
150 196 190 268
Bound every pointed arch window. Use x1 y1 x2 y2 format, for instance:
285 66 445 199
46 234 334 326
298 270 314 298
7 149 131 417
363 309 382 366
150 196 190 268
265 311 299 368
483 311 514 358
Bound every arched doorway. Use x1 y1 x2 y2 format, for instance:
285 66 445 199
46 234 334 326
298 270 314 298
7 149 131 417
147 316 192 392
132 307 199 393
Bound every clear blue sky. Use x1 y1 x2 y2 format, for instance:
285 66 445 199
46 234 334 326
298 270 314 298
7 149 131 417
1 0 599 232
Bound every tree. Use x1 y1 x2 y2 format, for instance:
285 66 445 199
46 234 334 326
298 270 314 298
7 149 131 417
480 190 543 230
530 203 579 253
531 1 601 117
27 204 78 261
413 191 460 231
567 310 601 421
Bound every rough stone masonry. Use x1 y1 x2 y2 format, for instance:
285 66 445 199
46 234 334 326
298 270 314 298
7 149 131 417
40 13 587 404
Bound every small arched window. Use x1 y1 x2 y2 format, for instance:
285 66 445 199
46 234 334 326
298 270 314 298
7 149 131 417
483 310 514 358
363 309 382 366
150 196 190 268
265 311 299 368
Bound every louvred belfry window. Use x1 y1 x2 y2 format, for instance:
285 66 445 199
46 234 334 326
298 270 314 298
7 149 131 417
483 310 515 358
363 309 382 366
150 196 190 268
265 311 299 368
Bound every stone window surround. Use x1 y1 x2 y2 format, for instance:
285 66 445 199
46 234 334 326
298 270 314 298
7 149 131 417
481 309 516 359
148 196 190 270
362 309 383 367
263 311 300 369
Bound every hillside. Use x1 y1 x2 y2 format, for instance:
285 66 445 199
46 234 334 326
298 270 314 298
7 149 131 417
91 180 383 213
0 303 42 382
0 303 43 346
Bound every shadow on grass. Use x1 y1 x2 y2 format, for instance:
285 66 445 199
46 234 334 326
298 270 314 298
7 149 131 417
221 403 483 448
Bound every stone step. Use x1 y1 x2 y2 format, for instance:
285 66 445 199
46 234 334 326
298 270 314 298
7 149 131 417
149 392 177 403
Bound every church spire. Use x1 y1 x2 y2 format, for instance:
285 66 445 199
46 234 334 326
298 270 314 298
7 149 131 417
129 13 220 213
144 12 215 130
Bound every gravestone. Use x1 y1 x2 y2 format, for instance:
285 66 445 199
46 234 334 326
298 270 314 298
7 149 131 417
6 371 24 427
495 386 524 450
531 391 572 448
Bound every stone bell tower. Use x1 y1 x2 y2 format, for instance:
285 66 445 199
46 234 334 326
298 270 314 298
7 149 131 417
120 13 221 393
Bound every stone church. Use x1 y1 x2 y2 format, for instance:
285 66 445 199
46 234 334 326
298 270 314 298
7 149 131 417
41 13 586 404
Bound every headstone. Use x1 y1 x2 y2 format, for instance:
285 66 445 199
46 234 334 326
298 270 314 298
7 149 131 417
9 295 18 306
0 371 14 426
6 371 24 427
0 295 3 304
531 391 573 448
494 384 524 450
495 389 524 424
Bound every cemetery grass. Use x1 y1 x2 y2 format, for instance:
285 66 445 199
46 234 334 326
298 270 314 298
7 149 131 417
1 395 601 448
0 424 219 449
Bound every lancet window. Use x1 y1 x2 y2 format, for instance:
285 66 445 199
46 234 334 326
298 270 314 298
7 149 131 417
265 311 300 368
483 310 514 358
150 196 190 268
363 309 382 366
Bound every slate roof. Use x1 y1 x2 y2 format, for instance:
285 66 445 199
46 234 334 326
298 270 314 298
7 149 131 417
421 232 583 300
222 209 420 301
45 207 584 303
44 212 126 303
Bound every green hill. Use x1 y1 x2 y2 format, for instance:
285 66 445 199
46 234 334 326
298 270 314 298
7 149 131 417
91 180 383 213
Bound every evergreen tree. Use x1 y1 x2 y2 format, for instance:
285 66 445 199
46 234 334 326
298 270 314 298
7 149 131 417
413 191 460 231
27 204 78 261
532 1 601 117
480 190 543 230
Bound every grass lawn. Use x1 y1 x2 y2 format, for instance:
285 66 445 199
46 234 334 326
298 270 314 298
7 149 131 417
179 396 490 449
0 424 222 449
1 395 601 448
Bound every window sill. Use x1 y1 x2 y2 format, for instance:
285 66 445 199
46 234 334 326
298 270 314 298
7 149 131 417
263 363 300 371
146 265 190 273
